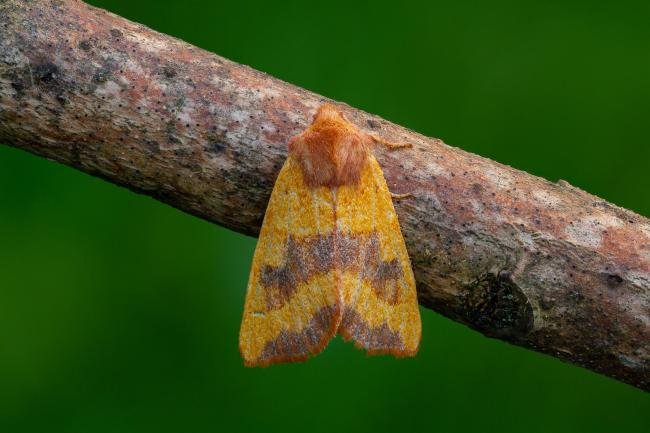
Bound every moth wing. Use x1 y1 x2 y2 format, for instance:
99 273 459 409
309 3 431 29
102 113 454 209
336 155 421 356
239 156 341 366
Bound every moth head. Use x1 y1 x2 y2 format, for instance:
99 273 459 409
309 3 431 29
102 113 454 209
289 104 371 187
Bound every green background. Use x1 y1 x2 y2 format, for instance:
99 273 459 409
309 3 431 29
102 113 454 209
1 0 649 432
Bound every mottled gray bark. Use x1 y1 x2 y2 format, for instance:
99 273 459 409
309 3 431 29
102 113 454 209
1 0 648 390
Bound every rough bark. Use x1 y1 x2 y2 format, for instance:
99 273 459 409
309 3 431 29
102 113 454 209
1 0 648 391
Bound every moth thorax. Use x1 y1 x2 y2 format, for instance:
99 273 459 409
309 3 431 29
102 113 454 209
288 108 371 187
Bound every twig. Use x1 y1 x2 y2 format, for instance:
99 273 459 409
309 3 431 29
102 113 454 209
0 0 648 391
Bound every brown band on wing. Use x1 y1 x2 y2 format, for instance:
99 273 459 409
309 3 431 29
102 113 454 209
260 234 334 309
339 307 405 355
255 304 339 366
260 232 404 310
336 232 404 303
360 235 403 304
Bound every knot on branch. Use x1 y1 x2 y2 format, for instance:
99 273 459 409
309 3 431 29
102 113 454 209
462 271 534 340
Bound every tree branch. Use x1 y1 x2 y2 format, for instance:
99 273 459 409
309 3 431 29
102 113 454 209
1 0 648 391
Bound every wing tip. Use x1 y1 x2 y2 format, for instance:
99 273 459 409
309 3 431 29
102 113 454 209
240 303 342 367
337 308 421 359
338 327 420 359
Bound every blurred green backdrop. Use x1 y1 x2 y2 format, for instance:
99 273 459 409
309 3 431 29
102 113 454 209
1 0 649 432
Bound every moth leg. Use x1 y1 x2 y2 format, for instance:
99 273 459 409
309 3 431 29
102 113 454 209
330 107 412 149
367 131 413 198
368 133 413 150
376 135 413 199
390 191 412 200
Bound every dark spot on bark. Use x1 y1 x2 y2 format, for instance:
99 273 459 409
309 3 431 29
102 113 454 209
162 66 177 79
145 140 161 154
110 28 123 38
367 119 379 129
34 62 60 84
10 77 26 97
569 290 585 302
538 295 555 310
463 271 533 340
605 273 624 288
205 140 226 155
174 97 185 110
69 143 81 167
165 121 182 145
92 65 112 84
173 147 191 158
78 40 91 51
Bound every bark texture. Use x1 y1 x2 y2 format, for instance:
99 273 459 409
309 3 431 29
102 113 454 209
1 0 649 391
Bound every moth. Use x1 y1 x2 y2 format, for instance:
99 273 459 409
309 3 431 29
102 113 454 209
239 104 421 366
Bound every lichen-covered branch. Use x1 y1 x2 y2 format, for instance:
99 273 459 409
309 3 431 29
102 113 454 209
1 0 648 391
